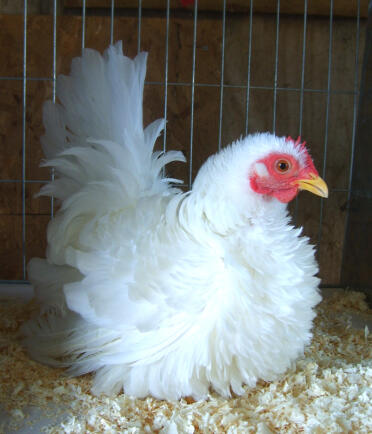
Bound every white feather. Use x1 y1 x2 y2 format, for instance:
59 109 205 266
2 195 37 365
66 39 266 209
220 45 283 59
22 42 321 401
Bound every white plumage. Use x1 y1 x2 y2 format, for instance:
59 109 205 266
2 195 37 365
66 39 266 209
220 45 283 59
22 42 326 400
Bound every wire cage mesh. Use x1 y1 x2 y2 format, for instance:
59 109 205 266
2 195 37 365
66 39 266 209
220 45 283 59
0 0 369 290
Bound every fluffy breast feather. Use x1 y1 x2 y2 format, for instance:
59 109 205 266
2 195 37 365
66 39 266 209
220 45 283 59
26 193 320 400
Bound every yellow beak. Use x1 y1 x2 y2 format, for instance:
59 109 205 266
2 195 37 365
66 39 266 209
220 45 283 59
293 173 329 198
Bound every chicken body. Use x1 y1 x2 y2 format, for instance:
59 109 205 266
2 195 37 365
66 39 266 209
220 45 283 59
23 42 325 400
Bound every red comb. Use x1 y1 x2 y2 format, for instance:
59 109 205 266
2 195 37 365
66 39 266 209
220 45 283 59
286 136 317 173
181 0 194 5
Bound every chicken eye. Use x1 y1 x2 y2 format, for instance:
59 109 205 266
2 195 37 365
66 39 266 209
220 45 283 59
275 159 291 173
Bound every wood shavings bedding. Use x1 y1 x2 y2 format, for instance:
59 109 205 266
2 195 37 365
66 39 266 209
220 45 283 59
0 290 371 433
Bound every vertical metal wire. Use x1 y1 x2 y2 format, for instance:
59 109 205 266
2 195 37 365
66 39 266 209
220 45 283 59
342 0 361 268
188 0 198 187
347 0 361 206
21 0 28 279
272 0 280 134
245 0 254 136
52 2 57 103
317 0 334 245
51 0 57 218
217 0 227 151
294 0 308 225
81 0 86 51
110 0 115 44
298 0 308 140
137 0 142 53
162 0 170 156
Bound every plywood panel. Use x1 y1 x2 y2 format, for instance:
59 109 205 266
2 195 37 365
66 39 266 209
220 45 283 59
0 215 22 279
0 15 23 76
63 0 368 18
26 81 54 180
0 183 21 216
0 0 368 18
27 15 55 78
25 215 50 266
342 8 372 298
318 192 348 285
0 0 51 15
0 80 23 180
0 183 22 279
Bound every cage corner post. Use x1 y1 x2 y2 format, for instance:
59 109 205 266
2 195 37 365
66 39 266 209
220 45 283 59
341 0 372 304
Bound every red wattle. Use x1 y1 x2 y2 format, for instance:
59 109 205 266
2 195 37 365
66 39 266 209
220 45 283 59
272 188 299 203
250 177 298 203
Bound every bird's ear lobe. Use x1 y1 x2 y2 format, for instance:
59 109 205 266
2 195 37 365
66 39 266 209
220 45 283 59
253 162 269 177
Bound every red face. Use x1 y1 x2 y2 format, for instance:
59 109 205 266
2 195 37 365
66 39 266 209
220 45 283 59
249 138 328 203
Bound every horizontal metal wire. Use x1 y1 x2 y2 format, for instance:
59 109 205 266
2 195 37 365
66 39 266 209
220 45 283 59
142 82 360 95
0 280 350 288
0 77 360 96
0 76 54 81
0 179 49 183
0 176 351 193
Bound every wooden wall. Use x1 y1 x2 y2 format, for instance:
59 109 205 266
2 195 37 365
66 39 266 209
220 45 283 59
342 8 372 302
0 5 367 284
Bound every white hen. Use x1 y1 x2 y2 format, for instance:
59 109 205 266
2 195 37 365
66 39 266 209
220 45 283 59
23 42 328 400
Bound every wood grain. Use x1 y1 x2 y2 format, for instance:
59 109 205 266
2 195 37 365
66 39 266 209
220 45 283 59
63 0 368 18
341 7 372 299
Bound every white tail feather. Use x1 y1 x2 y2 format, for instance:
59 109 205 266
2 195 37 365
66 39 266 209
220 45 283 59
37 41 185 264
41 42 185 201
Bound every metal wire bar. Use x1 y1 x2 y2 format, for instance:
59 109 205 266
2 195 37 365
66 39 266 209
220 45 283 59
110 0 115 44
294 0 308 225
144 81 358 95
51 0 58 218
341 0 361 271
81 0 86 51
21 0 28 280
317 0 334 246
272 0 280 134
0 77 54 81
188 0 198 187
52 2 57 104
244 0 254 136
0 79 358 97
347 0 361 204
217 0 227 151
162 0 170 156
6 176 351 191
137 0 142 53
0 180 48 184
4 177 352 192
298 0 308 138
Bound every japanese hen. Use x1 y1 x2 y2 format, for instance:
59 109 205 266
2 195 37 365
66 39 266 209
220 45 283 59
23 42 328 400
